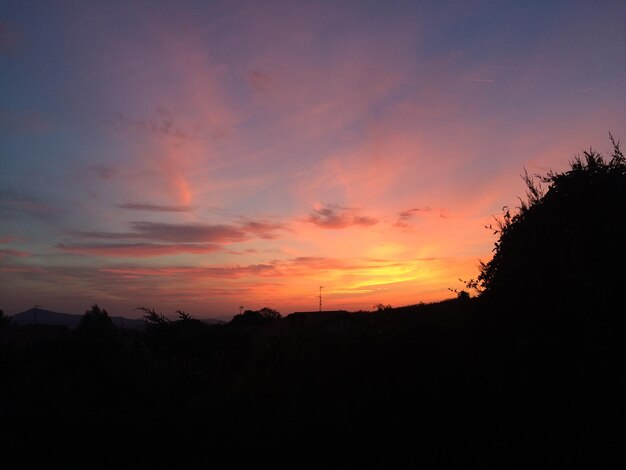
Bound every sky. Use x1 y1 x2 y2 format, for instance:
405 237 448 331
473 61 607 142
1 0 625 320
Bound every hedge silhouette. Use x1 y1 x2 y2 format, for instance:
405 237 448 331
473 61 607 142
475 135 626 312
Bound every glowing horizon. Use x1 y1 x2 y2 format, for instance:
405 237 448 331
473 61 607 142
1 1 625 319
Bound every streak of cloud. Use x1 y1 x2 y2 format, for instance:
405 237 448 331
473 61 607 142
394 207 432 227
116 109 194 140
78 221 248 243
89 165 117 180
118 203 196 212
306 204 378 229
240 220 285 239
57 242 222 257
0 248 29 259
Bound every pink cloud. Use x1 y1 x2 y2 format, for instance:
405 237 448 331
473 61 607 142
306 204 378 229
57 242 222 257
394 207 432 227
79 221 248 243
247 69 275 92
240 220 285 239
100 264 277 279
0 248 29 259
118 202 196 212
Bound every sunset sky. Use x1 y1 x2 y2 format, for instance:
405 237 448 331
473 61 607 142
1 1 625 319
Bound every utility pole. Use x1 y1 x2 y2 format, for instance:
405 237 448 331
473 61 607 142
34 305 42 324
319 286 323 312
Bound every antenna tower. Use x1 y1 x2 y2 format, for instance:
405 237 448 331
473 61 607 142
319 286 323 312
34 305 42 324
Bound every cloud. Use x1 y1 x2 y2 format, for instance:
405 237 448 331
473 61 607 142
394 207 432 227
118 202 195 212
0 108 51 133
57 242 222 258
240 220 285 239
78 219 285 243
131 221 247 242
95 256 379 280
0 236 15 244
247 69 275 92
89 165 117 180
0 190 62 220
79 221 249 243
0 248 29 259
283 256 369 272
460 78 495 83
100 264 277 278
116 108 195 140
0 266 43 274
306 203 378 229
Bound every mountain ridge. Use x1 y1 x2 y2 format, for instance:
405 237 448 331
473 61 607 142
10 307 146 330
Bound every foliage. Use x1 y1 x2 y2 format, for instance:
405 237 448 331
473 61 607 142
78 304 114 331
229 307 282 325
474 135 626 309
76 304 119 356
373 303 393 312
0 309 11 326
138 306 171 327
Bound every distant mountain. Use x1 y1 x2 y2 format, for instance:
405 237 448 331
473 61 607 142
11 308 145 330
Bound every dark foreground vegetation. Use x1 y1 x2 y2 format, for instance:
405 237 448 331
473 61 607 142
2 139 625 466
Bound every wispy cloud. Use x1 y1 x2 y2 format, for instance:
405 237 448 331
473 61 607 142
306 203 378 229
394 207 432 227
118 202 196 212
89 165 117 180
0 190 62 220
100 263 277 278
116 108 194 140
0 248 29 259
57 242 222 257
240 220 285 239
78 221 248 243
460 78 495 83
247 69 276 92
77 219 286 244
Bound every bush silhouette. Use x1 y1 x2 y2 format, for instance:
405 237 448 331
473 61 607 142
230 307 281 325
78 304 114 330
75 304 119 358
475 135 626 312
0 309 10 326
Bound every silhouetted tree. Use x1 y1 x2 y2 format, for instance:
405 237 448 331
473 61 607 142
257 307 281 320
0 309 10 326
76 304 118 354
78 304 114 331
138 306 170 328
373 303 393 312
230 307 281 325
475 135 626 311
